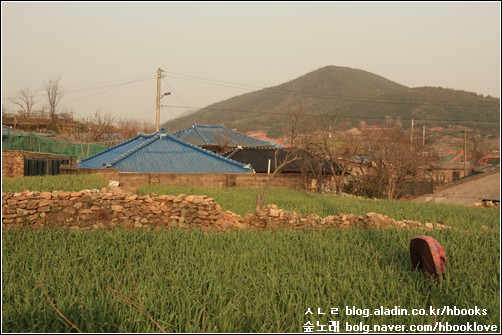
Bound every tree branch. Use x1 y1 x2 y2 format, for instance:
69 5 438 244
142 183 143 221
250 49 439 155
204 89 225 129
107 285 166 332
38 277 82 333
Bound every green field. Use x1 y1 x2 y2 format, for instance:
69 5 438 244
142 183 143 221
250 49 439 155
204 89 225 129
2 176 500 332
2 174 107 193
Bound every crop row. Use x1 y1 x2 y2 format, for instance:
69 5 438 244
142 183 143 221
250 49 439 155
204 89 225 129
2 227 499 332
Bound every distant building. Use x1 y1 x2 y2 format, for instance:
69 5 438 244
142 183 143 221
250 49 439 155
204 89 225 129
224 146 336 174
173 123 278 154
431 151 474 183
2 125 24 138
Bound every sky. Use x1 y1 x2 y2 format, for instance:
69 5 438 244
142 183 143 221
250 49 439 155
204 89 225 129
1 1 500 128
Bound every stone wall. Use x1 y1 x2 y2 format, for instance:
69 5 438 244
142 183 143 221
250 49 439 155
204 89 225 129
2 190 227 230
2 151 24 178
2 189 448 231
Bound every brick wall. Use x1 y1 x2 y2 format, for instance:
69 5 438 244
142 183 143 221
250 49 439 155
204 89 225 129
60 166 308 190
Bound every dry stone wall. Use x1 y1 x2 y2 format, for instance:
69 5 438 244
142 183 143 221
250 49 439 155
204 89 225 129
2 189 448 231
2 151 25 177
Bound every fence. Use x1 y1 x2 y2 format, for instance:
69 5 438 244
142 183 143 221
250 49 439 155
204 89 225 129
2 132 106 160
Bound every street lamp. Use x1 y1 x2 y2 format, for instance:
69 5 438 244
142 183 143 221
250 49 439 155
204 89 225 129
156 91 171 132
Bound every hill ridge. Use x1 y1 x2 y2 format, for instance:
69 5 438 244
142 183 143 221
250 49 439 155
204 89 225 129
165 65 500 136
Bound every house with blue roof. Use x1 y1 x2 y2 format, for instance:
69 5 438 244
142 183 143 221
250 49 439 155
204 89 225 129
2 125 25 138
78 128 252 174
173 123 280 154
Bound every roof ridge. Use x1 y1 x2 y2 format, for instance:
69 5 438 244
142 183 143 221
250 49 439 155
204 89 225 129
193 125 210 145
172 124 196 138
223 147 240 159
196 123 275 147
78 132 154 163
166 133 252 170
239 145 279 150
217 125 270 143
105 134 159 167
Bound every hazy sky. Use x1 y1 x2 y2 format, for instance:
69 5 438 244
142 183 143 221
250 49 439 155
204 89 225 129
2 1 500 127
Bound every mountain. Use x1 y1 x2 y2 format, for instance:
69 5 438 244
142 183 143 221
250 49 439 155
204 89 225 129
164 66 500 136
167 108 200 122
335 86 500 132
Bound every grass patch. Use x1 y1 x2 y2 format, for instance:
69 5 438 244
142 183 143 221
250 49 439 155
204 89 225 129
138 184 499 230
2 174 107 193
2 181 499 332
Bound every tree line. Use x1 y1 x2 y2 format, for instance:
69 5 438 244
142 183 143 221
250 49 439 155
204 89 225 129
3 77 156 143
258 102 496 203
6 77 64 119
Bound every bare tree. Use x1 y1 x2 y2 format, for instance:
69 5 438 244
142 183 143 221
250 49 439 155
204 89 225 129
332 132 364 194
314 132 363 194
255 102 304 212
45 77 65 119
8 87 38 117
354 126 437 199
301 115 363 194
115 117 156 139
85 110 116 142
469 134 491 167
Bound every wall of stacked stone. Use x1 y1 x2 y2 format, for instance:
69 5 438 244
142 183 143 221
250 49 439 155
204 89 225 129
1 190 229 231
247 204 448 230
2 190 448 231
2 150 28 178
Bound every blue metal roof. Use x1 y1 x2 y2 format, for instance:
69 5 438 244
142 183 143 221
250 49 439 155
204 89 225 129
173 123 276 147
78 129 252 173
2 125 25 138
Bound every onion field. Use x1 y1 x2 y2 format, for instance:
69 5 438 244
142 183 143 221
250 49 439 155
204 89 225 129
2 176 500 332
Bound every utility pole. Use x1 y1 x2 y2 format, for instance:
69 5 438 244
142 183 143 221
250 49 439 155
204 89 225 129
422 125 425 146
464 127 467 177
410 118 414 144
155 68 163 132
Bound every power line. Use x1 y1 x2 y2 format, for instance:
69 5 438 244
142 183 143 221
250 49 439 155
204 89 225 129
168 71 500 107
2 73 156 95
163 104 501 124
62 77 155 105
3 69 500 122
160 77 193 122
63 73 156 89
168 71 261 91
161 78 191 109
2 73 157 105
